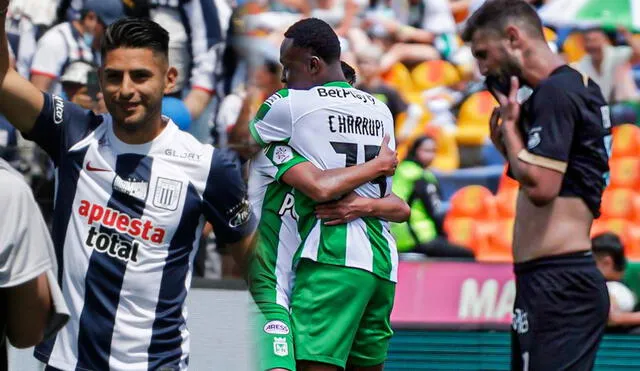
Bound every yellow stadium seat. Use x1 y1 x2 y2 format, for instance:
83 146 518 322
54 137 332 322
455 91 499 146
382 62 415 92
410 60 461 91
612 124 640 158
543 27 557 43
562 32 586 63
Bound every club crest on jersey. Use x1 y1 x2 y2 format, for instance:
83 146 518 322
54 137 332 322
53 95 64 124
273 145 293 165
273 337 289 357
113 175 149 201
153 177 182 211
527 127 542 150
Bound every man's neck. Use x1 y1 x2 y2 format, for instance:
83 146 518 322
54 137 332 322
113 115 166 145
521 42 565 87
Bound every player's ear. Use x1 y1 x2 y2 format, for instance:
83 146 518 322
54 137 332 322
164 66 178 95
309 56 321 75
505 25 522 48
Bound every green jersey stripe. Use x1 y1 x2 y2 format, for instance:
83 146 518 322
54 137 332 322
317 222 348 265
250 182 288 304
365 217 392 279
249 119 267 147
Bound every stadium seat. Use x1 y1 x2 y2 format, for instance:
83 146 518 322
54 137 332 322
543 27 557 43
436 165 504 200
600 188 636 220
410 60 461 91
611 124 640 158
497 165 519 192
425 125 460 172
382 62 415 92
448 185 497 221
478 218 514 263
454 91 498 146
443 216 491 254
609 157 640 190
562 32 586 63
495 187 518 219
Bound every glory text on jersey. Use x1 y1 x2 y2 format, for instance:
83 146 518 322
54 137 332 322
317 87 376 104
328 114 384 137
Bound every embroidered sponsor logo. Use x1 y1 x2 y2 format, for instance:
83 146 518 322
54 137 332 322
264 321 290 335
53 95 64 124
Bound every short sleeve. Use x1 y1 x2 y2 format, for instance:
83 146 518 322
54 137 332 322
0 171 53 288
202 148 257 243
30 30 68 79
248 89 293 147
518 83 576 173
264 142 308 181
22 93 102 166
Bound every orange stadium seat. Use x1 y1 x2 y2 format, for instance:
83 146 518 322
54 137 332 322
498 165 519 192
611 124 640 158
382 62 415 92
455 91 499 146
495 187 519 219
478 218 514 263
591 218 640 259
444 216 491 254
448 185 498 221
600 188 636 220
609 157 640 190
562 32 586 63
410 60 461 91
543 27 557 43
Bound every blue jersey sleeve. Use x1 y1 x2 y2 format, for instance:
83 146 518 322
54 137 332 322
22 93 102 166
202 148 257 243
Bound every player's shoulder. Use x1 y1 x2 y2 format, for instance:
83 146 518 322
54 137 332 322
263 89 292 106
0 160 33 204
538 65 591 96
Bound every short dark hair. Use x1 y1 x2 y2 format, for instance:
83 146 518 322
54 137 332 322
462 0 544 42
592 232 627 272
341 61 356 85
283 18 341 64
101 17 169 60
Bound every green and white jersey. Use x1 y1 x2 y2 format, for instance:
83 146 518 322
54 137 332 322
249 82 399 282
248 145 307 308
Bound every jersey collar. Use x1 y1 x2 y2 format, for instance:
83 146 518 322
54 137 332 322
323 81 351 88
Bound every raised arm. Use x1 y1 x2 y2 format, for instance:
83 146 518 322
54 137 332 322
0 0 45 135
279 135 398 202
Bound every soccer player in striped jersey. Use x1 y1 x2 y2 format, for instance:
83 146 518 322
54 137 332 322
248 138 409 371
0 10 257 371
249 18 402 371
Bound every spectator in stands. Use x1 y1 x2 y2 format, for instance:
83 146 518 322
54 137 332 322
574 27 640 125
30 0 121 94
592 233 640 331
0 158 69 368
391 135 475 259
59 60 106 113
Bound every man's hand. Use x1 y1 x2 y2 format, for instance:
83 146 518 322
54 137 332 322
374 134 398 176
489 107 507 156
491 76 521 142
315 192 369 226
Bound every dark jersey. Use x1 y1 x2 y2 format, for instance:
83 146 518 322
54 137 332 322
509 65 611 217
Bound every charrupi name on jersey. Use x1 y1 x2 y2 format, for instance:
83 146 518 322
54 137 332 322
317 87 376 105
328 114 383 137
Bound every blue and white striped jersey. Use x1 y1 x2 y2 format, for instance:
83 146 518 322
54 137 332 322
24 93 256 370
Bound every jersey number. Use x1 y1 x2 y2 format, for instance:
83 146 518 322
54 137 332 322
330 142 387 198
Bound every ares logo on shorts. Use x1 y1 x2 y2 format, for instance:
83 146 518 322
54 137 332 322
273 337 289 357
264 320 290 335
